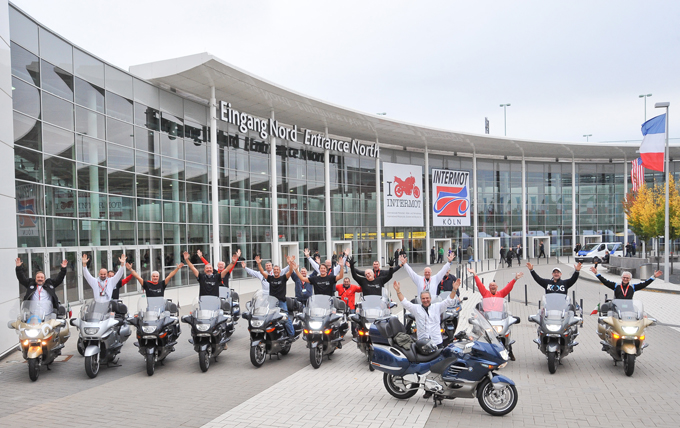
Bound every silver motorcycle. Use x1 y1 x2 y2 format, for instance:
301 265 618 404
477 297 520 360
70 300 131 378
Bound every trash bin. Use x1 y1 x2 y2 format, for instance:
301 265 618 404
639 263 653 279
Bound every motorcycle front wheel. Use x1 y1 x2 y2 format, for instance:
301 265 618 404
310 345 323 369
477 378 518 416
280 341 292 355
85 354 100 379
548 351 557 374
199 349 210 372
76 337 85 356
28 358 40 382
624 353 636 376
146 355 155 376
383 373 418 399
250 343 266 368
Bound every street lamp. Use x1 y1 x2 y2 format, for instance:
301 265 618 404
639 94 652 121
499 104 510 136
583 134 592 142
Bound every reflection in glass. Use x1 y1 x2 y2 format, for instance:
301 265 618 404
9 7 39 54
186 182 209 203
79 220 108 246
15 181 44 216
43 124 74 159
77 191 107 218
161 157 184 180
135 127 159 152
161 112 184 138
75 135 105 165
106 91 133 123
39 28 73 73
185 139 206 164
107 143 134 171
11 42 40 86
163 179 184 201
44 156 75 188
13 112 41 151
138 222 162 245
16 214 44 248
110 222 136 245
12 77 41 118
112 196 135 221
137 199 161 222
46 218 77 247
185 162 207 183
136 175 161 199
188 224 209 244
107 118 134 147
107 170 135 196
74 77 105 113
161 132 184 158
15 146 42 183
164 223 186 245
134 102 160 131
188 204 209 224
45 186 76 217
40 60 73 100
73 49 105 88
135 151 160 176
105 64 133 99
75 106 105 139
163 201 186 223
42 93 73 130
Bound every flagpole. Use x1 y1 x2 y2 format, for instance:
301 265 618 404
656 102 671 281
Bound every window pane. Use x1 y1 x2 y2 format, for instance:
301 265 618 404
186 182 208 203
161 112 184 138
161 157 184 180
77 191 107 218
110 221 136 245
138 222 161 245
42 93 73 130
163 201 186 223
188 224 209 243
110 196 135 221
44 156 75 188
74 77 105 113
43 124 74 159
161 132 184 158
106 91 133 123
135 151 160 176
186 162 208 183
134 102 160 131
185 123 205 144
12 77 40 118
9 7 39 54
76 135 105 165
185 140 206 164
107 118 133 148
17 214 45 247
160 90 183 117
105 65 132 98
162 179 184 201
13 112 41 150
15 147 42 183
45 186 76 217
136 175 161 199
133 79 159 109
135 127 159 152
77 163 106 192
11 42 40 86
39 28 73 73
46 218 77 247
188 204 209 224
108 170 135 196
107 143 134 171
16 182 44 216
76 106 105 139
41 60 73 100
79 220 108 246
163 224 185 246
138 199 161 222
74 49 105 88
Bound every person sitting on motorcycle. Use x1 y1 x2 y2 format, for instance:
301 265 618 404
16 257 68 316
304 248 347 277
294 260 344 297
393 278 461 399
590 266 662 314
197 248 239 284
349 255 402 296
244 256 290 294
350 257 402 281
290 265 312 307
402 252 455 297
437 267 459 297
82 253 127 304
255 255 295 337
336 277 363 314
110 266 134 301
128 263 184 298
184 251 236 297
526 262 581 295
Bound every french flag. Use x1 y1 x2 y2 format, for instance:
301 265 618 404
640 114 666 172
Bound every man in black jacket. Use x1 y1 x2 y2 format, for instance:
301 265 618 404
590 266 661 314
16 257 67 313
349 257 401 296
526 261 581 294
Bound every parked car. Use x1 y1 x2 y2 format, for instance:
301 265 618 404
575 242 622 264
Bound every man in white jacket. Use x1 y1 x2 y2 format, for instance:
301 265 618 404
400 252 455 297
304 248 348 276
82 253 126 303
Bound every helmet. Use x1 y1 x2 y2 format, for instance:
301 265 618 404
415 338 437 355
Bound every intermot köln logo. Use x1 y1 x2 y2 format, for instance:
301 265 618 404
433 185 469 217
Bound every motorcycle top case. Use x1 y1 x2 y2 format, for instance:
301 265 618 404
371 343 411 375
369 318 402 346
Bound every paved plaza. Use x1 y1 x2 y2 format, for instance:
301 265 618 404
2 262 680 428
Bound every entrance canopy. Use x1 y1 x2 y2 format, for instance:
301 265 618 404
130 53 675 161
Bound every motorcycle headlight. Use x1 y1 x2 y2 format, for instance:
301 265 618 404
196 323 210 332
309 321 323 330
364 322 372 330
622 326 639 335
25 329 40 338
250 320 264 328
500 350 509 361
84 327 99 335
493 325 504 334
546 324 561 332
141 326 157 334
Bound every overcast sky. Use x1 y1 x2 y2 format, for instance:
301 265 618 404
11 0 680 143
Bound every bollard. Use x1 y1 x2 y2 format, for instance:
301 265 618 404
572 290 576 304
580 298 583 313
538 299 541 309
524 284 528 306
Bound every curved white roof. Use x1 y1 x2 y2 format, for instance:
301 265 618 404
130 53 674 162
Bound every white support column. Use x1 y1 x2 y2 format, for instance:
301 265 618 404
210 87 220 266
473 153 478 262
270 110 280 266
521 156 527 260
623 158 628 250
375 143 383 266
572 159 577 255
424 148 430 266
325 127 332 261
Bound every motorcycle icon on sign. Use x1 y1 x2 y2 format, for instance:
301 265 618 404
393 175 420 198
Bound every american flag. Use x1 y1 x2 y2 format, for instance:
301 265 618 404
631 157 644 192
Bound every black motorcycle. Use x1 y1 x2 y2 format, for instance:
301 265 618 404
128 296 181 376
181 296 235 372
243 291 302 368
302 295 349 369
349 290 396 371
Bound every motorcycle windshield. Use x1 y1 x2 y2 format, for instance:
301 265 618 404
468 309 502 347
611 299 644 321
359 296 390 319
20 301 53 324
305 295 334 318
481 298 508 320
194 296 221 320
219 287 231 300
542 294 570 320
139 296 166 321
250 291 280 317
81 300 113 322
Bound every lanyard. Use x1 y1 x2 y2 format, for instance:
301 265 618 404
37 285 42 299
423 277 430 291
620 283 631 297
99 279 108 297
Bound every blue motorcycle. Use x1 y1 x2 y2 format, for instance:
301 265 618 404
369 309 518 416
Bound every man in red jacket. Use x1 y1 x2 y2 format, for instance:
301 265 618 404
336 277 362 313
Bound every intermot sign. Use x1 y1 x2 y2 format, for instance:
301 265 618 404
219 102 380 158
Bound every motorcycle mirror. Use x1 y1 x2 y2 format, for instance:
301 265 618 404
69 318 77 327
7 320 13 329
511 316 520 325
462 297 469 301
388 302 397 309
649 318 658 326
528 315 539 324
245 301 252 311
570 317 582 326
463 342 474 354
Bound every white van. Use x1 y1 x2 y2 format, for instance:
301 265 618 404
575 242 623 264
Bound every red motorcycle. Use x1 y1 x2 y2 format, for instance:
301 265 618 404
394 175 420 198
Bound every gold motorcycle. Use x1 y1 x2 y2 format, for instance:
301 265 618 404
597 299 655 376
7 301 70 381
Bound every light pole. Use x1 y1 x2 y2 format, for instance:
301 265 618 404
583 134 592 142
655 101 670 281
499 104 510 136
639 94 652 121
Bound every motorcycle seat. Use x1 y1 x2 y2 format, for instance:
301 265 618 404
396 343 442 363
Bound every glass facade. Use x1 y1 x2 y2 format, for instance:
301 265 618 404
8 5 674 305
